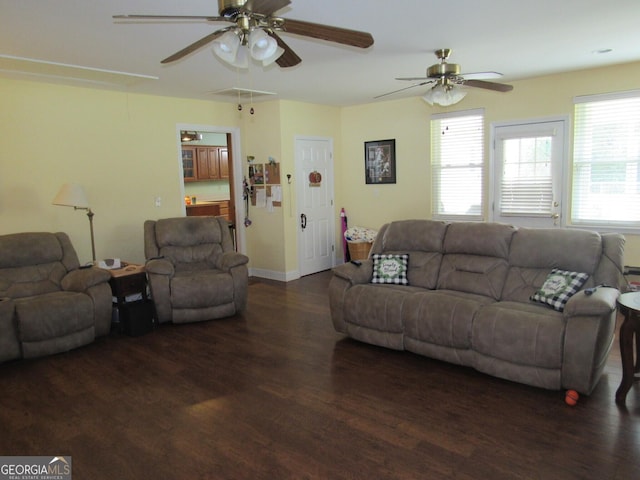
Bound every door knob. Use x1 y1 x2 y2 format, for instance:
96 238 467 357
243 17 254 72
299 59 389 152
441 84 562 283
300 213 307 230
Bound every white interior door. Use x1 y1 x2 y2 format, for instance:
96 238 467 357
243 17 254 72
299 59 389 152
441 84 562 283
296 137 335 276
492 119 567 227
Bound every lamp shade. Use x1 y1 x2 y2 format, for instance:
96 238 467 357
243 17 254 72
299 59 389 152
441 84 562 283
261 46 285 66
249 29 278 61
212 28 284 68
423 84 467 106
212 31 241 64
52 183 89 208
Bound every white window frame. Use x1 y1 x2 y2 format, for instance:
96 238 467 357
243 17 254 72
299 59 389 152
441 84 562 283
571 90 640 232
431 108 485 221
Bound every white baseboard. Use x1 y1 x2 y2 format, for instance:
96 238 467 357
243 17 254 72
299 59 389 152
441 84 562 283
249 268 301 282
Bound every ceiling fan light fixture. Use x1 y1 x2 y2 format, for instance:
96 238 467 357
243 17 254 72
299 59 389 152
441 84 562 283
212 30 241 63
423 83 467 106
262 46 285 66
231 44 249 68
212 28 283 68
249 29 279 61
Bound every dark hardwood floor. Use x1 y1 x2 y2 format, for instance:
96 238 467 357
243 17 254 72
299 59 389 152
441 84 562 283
1 271 638 479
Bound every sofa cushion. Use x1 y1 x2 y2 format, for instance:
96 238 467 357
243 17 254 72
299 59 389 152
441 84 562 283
0 263 68 299
403 290 495 350
378 219 448 252
343 284 422 350
437 222 515 300
0 232 64 268
372 220 448 289
371 254 409 285
502 228 602 303
443 222 516 259
473 301 565 369
509 227 601 273
155 216 223 247
530 268 589 312
438 255 510 299
344 284 419 333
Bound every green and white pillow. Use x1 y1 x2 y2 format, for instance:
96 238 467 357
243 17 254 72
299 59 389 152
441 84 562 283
530 268 589 312
371 254 409 285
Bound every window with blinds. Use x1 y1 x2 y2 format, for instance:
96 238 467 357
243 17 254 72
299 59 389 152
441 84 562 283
500 135 553 216
431 110 484 220
572 91 640 228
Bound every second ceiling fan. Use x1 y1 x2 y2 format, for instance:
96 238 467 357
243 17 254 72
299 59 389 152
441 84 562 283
377 48 514 105
114 0 374 68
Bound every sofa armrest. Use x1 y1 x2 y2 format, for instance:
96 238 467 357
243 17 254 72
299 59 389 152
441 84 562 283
145 258 174 276
563 287 619 318
144 258 174 324
218 252 249 271
61 267 111 292
329 262 374 334
332 261 373 285
561 287 619 394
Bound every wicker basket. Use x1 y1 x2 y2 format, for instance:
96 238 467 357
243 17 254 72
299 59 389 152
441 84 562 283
348 241 373 261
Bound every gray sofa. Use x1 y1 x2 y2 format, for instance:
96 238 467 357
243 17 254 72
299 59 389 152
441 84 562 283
144 216 249 324
329 220 626 395
0 232 112 362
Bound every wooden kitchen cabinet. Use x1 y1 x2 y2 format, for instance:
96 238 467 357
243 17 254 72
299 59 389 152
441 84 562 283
195 147 228 181
186 200 230 221
218 148 229 179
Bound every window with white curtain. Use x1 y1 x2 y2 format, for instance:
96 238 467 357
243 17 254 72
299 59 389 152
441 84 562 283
572 91 640 228
431 109 484 220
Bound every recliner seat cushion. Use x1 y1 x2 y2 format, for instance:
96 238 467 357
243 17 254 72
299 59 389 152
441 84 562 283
170 271 234 309
15 291 94 342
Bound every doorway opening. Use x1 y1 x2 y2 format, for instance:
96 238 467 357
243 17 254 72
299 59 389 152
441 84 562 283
176 124 245 254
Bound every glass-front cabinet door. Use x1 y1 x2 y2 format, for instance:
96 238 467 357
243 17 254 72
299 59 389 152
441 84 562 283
182 147 196 182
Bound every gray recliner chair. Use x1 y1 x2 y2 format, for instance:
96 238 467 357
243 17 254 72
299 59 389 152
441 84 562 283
144 216 249 324
0 232 112 362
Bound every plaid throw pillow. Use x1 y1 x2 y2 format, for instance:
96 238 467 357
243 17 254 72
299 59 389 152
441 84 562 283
371 254 409 285
530 268 589 312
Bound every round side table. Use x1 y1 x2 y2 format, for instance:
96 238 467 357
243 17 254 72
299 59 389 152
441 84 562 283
615 291 640 404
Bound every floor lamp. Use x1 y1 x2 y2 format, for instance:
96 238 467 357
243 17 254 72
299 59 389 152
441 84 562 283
52 183 96 262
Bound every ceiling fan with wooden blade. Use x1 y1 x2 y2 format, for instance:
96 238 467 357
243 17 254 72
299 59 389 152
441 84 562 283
376 48 513 101
114 0 374 67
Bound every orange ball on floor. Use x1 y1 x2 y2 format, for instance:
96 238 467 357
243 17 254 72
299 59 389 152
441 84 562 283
565 389 579 406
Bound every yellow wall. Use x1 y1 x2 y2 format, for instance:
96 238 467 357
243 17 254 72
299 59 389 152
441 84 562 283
2 60 640 275
240 100 285 274
279 101 342 276
0 78 239 264
340 61 640 266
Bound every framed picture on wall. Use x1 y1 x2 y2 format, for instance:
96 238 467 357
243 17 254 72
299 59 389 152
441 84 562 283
364 139 396 184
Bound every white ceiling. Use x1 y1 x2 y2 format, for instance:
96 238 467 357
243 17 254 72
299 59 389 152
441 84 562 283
1 0 640 106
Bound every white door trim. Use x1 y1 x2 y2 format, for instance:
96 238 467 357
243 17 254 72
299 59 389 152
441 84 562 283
489 115 570 227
